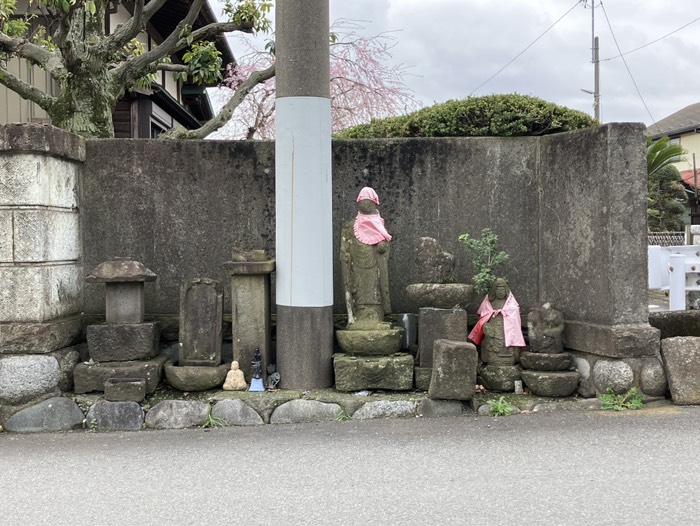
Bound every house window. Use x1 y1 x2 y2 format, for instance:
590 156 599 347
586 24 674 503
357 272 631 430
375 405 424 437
150 118 168 138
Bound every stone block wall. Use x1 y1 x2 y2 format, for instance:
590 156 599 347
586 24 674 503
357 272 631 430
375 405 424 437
0 124 85 353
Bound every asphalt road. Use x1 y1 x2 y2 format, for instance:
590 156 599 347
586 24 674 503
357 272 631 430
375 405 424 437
3 405 700 526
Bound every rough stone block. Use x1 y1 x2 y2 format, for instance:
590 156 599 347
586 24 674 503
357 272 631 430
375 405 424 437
0 265 82 322
479 364 520 392
335 328 404 356
520 351 573 371
212 399 264 426
0 153 80 208
104 377 146 402
414 366 432 391
333 353 414 392
4 397 84 433
661 337 700 404
418 308 468 367
86 400 144 431
86 322 160 362
0 355 59 404
13 209 80 262
73 355 168 394
428 339 478 400
0 211 12 262
417 398 465 418
163 361 228 391
0 315 82 354
405 283 473 310
179 279 223 366
145 400 209 429
351 400 416 420
649 310 700 340
564 321 660 358
270 399 342 424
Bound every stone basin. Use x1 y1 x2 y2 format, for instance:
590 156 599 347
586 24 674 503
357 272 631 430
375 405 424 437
164 361 229 391
336 328 404 356
521 369 580 397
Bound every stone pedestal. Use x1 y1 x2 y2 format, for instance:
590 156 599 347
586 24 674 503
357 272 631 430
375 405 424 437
418 308 468 367
479 364 521 392
73 355 168 394
428 339 478 400
335 328 403 356
0 125 85 355
333 353 414 392
86 322 160 362
224 259 274 381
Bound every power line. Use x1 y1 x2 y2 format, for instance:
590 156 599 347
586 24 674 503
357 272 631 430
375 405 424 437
601 15 700 62
468 0 580 97
600 2 656 124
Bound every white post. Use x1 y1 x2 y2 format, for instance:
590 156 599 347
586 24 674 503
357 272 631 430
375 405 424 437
669 253 686 311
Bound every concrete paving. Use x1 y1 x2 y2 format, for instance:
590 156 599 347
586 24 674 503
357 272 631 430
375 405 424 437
2 405 700 525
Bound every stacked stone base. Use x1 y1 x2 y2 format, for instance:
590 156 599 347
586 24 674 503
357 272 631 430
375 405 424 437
334 353 413 392
520 351 580 397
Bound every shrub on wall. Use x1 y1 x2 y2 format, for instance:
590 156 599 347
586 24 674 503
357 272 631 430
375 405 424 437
334 93 597 138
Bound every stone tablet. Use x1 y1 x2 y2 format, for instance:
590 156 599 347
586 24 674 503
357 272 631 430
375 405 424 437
179 278 223 366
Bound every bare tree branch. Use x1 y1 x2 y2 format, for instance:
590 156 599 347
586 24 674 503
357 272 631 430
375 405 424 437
0 34 61 76
0 66 55 111
160 63 275 140
107 0 146 47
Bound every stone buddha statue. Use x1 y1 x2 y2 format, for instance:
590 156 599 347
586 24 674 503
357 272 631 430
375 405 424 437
468 278 525 364
527 302 565 353
340 187 392 331
222 361 247 391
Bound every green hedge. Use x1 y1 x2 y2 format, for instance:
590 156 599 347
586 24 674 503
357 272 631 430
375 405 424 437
335 93 597 138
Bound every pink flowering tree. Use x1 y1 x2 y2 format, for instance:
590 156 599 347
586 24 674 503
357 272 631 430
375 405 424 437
213 20 420 140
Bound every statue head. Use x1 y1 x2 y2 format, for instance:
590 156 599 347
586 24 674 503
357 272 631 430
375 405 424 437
230 361 239 370
488 278 510 302
356 187 380 214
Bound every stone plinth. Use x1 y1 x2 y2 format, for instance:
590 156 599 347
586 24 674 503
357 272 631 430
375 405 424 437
179 278 223 367
564 321 660 358
164 361 229 391
479 364 520 392
406 283 473 310
86 322 160 362
418 308 468 367
104 377 147 402
333 353 414 392
335 328 403 356
520 351 573 371
428 339 478 400
73 355 167 394
521 369 580 397
223 259 274 381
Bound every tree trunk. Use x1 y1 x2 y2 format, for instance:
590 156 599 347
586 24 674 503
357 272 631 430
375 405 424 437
50 72 117 138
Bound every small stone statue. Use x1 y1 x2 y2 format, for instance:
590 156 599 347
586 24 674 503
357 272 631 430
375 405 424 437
222 361 247 391
267 372 281 389
468 278 525 364
248 348 265 392
340 187 393 330
527 302 565 353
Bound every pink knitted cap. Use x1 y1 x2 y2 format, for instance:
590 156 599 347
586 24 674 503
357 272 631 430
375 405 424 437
356 187 379 205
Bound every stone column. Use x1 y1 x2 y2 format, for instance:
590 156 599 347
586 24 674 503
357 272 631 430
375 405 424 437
224 259 274 382
274 0 333 388
0 124 85 354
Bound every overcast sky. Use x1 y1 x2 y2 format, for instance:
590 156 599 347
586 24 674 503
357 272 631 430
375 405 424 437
216 0 700 127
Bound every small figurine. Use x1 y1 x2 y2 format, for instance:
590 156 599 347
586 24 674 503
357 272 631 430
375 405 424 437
248 348 265 392
222 361 247 391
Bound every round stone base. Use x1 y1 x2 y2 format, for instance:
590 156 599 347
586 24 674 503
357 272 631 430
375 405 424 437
336 328 404 356
521 369 580 397
520 351 573 371
164 361 228 391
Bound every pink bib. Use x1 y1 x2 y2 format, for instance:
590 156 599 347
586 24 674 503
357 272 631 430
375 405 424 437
354 213 392 245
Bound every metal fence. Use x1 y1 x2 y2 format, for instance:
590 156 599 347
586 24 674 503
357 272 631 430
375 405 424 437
648 231 686 246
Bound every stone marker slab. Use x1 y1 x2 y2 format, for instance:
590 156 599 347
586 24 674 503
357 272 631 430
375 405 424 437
428 339 478 400
145 400 209 429
104 377 146 402
333 353 414 392
418 308 468 367
661 336 700 404
4 396 84 433
86 322 160 362
212 399 263 426
73 355 167 394
86 400 144 431
0 355 59 405
179 279 223 366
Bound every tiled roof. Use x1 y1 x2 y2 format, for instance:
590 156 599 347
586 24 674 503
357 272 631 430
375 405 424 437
647 103 700 137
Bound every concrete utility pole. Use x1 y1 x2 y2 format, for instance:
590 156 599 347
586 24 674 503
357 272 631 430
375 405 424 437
274 0 333 388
